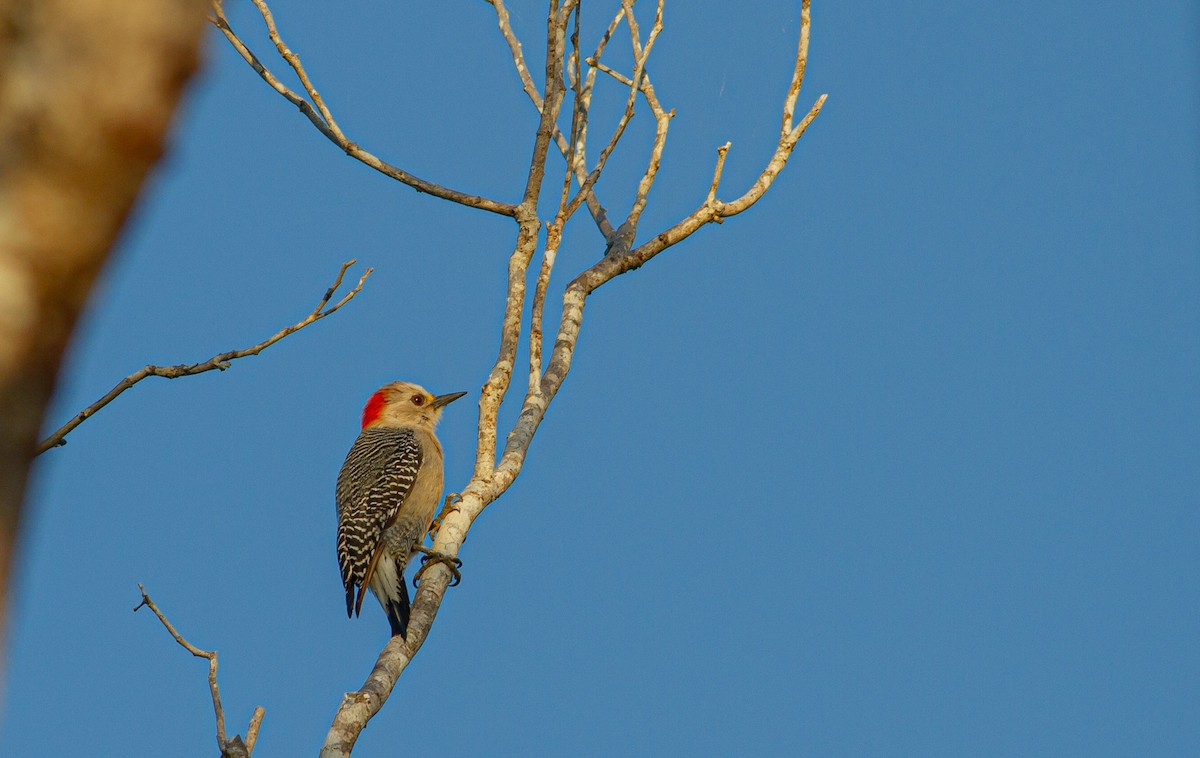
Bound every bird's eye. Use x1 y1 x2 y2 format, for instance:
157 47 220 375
411 394 425 406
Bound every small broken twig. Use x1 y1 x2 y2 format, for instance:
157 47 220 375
134 584 265 757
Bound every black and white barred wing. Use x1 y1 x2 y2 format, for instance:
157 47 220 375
335 427 422 616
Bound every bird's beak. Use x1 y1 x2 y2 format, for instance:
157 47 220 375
430 391 468 409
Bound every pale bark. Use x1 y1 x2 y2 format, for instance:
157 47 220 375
0 0 208 651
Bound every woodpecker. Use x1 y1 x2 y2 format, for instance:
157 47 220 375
336 381 466 639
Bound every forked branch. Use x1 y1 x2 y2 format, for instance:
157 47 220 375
135 584 264 758
37 260 371 454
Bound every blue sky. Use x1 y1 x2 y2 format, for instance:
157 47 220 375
5 1 1198 755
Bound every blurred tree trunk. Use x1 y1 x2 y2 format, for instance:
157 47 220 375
0 0 206 657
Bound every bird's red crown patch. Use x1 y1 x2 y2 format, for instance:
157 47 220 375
361 390 388 429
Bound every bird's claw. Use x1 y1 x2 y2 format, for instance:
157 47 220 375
413 547 462 588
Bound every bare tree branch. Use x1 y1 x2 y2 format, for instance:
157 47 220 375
209 0 518 217
37 260 372 454
135 584 264 758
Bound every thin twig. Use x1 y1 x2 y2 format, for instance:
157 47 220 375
210 0 517 217
529 3 591 383
587 58 634 86
247 0 347 143
528 225 561 386
245 707 266 753
706 142 732 204
208 0 337 142
37 260 372 454
486 0 615 237
558 4 585 218
135 584 264 756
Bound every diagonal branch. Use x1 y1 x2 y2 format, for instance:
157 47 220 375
210 0 518 217
37 260 372 454
135 584 265 758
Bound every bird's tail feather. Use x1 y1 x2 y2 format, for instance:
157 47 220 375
385 569 411 639
369 551 413 639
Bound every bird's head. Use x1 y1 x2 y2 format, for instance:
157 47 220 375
360 381 467 430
